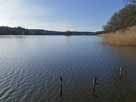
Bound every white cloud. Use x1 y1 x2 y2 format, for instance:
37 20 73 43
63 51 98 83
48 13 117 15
0 0 89 31
0 0 54 28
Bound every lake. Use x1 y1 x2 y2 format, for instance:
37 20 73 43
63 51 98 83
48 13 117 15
0 35 136 102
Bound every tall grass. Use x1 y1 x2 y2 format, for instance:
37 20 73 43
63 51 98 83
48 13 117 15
102 26 136 46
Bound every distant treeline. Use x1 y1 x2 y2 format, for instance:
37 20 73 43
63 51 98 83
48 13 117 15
104 1 136 32
0 26 96 35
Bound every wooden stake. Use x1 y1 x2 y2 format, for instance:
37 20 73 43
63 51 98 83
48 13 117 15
60 76 63 97
92 77 98 97
119 67 123 80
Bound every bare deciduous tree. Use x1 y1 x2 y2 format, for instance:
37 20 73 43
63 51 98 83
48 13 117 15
124 0 136 4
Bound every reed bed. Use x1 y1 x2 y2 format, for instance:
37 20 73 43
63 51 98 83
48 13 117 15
102 26 136 46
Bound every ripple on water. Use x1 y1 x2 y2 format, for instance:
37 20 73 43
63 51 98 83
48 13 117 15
0 86 15 102
0 36 135 102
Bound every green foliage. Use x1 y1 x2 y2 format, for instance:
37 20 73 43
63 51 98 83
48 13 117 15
104 3 136 32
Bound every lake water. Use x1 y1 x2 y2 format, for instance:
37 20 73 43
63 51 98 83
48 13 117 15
0 35 136 102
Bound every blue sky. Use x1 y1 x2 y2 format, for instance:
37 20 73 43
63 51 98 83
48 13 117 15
0 0 125 31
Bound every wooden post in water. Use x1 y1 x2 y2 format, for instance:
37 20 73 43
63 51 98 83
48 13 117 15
92 77 98 97
119 67 123 80
60 76 63 97
119 67 128 80
124 69 128 80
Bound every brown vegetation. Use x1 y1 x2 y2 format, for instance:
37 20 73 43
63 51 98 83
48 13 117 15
102 26 136 46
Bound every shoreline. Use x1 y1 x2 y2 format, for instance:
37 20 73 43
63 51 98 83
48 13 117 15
101 26 136 46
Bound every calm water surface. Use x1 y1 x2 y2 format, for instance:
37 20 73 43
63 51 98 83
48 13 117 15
0 35 136 102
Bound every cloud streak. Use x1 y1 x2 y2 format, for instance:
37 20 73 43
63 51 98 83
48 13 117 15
0 0 74 31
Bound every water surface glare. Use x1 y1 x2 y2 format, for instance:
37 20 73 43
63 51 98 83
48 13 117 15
0 35 136 102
